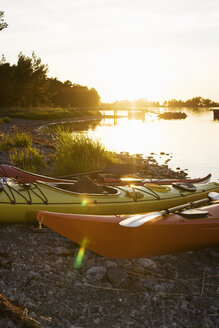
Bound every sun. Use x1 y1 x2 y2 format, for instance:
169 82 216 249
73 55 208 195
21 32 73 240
98 49 174 103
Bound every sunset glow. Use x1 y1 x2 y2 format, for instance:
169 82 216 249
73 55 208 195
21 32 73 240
1 0 219 103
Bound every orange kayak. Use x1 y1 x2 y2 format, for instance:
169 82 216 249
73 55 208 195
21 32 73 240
37 203 219 259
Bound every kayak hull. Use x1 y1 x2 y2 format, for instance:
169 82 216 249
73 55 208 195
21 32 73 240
37 203 219 259
0 179 219 223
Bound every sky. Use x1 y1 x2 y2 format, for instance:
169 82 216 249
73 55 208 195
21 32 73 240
1 0 219 103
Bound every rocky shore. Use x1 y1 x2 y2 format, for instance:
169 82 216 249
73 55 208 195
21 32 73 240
0 224 218 328
0 118 218 328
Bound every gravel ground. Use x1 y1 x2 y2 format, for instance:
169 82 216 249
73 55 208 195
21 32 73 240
0 224 218 328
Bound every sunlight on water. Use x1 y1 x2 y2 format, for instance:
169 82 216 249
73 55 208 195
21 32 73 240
86 109 219 182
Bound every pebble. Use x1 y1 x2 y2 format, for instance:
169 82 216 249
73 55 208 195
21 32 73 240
132 258 157 272
104 260 118 268
55 246 72 256
106 266 128 287
85 266 106 281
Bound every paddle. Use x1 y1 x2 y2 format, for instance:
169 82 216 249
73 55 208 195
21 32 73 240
119 192 219 227
57 163 140 179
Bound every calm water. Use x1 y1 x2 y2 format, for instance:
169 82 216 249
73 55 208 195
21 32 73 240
83 108 219 182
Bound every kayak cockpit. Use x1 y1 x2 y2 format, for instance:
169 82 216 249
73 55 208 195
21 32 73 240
46 176 120 195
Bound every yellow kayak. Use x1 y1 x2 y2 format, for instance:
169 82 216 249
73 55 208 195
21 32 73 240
0 178 219 223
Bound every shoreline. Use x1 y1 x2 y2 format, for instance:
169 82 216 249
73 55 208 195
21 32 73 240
0 117 189 180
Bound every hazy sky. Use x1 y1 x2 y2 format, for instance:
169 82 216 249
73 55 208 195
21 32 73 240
1 0 219 102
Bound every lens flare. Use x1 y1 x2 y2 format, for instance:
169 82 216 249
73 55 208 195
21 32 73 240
74 238 88 270
81 200 87 206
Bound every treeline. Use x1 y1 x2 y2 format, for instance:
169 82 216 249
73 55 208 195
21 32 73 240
0 52 100 108
101 98 161 110
163 97 218 108
101 97 218 110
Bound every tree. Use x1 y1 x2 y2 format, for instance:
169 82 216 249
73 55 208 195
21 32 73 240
12 52 49 107
0 11 8 31
0 60 15 106
0 51 101 108
47 80 100 108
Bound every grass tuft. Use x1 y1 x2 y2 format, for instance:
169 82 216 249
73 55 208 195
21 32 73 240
52 129 116 176
9 147 45 172
0 133 32 151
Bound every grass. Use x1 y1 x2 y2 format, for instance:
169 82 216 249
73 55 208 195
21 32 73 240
0 132 32 151
52 129 117 176
0 107 102 120
0 131 44 172
10 147 44 172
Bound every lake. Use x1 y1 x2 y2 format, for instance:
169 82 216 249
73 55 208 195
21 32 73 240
82 108 219 182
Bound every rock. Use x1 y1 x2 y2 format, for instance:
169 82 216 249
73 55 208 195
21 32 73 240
85 266 106 281
44 264 51 272
106 266 128 287
55 246 71 256
55 258 63 265
7 320 14 328
93 317 101 324
104 260 118 268
132 258 157 272
27 271 40 280
116 259 132 268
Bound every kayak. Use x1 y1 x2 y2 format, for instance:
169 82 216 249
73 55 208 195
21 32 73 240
99 173 212 186
37 203 219 259
0 164 76 184
0 178 219 223
0 164 211 186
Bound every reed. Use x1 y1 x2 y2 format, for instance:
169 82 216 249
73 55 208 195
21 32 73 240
0 132 32 150
10 147 44 172
52 129 116 176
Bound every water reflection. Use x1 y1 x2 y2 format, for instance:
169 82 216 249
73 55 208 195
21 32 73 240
43 108 218 181
86 108 219 181
43 118 101 133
